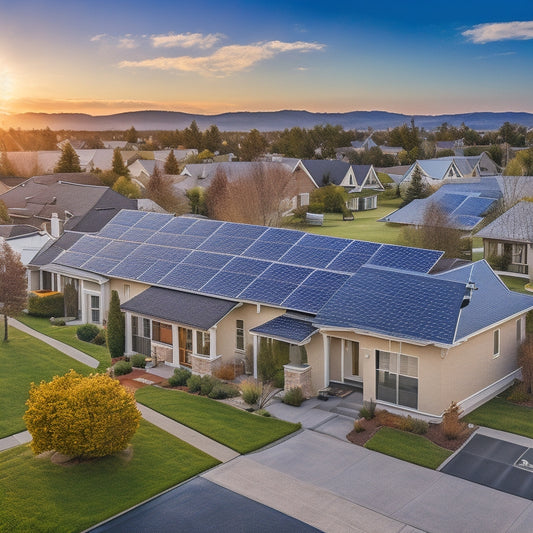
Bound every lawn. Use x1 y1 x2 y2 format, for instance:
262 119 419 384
0 420 219 533
135 387 300 454
364 427 452 469
16 314 111 371
286 197 404 244
464 397 533 439
0 327 91 438
500 275 530 295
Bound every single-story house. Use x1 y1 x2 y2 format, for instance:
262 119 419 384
35 210 533 421
0 224 52 265
476 201 533 282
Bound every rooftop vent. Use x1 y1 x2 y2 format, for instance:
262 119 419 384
461 280 477 309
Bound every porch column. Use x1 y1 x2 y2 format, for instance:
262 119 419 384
124 312 132 354
341 338 345 382
253 334 258 379
209 326 217 359
323 333 330 387
172 324 179 365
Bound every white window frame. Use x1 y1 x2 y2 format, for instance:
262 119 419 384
493 329 500 358
236 319 245 351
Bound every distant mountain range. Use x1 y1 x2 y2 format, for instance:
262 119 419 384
1 109 533 132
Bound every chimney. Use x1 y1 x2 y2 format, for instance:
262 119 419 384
50 213 60 238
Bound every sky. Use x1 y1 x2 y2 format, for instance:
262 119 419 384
1 0 533 116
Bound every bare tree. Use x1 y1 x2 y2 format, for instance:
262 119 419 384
146 164 188 214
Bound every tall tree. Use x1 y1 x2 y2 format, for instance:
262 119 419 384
54 142 81 173
203 125 222 153
239 129 267 161
0 241 27 341
163 150 180 174
125 126 138 144
146 164 187 214
107 290 125 359
205 167 230 220
401 165 428 206
183 120 203 149
112 147 129 176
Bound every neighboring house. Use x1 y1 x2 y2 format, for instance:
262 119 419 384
402 159 463 186
37 210 533 421
435 139 464 154
0 174 136 234
0 224 52 265
351 136 378 150
380 179 501 231
476 201 533 282
435 153 500 178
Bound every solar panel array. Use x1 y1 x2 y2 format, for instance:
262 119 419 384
56 211 443 314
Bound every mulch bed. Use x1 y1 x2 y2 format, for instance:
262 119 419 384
115 368 168 391
346 416 475 452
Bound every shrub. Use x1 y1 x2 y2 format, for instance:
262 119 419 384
27 292 64 318
208 383 240 400
92 329 107 345
401 415 429 435
272 369 285 389
282 387 304 407
107 290 125 359
442 401 464 440
375 410 404 429
353 420 365 433
168 368 192 387
50 318 66 326
254 409 271 417
506 381 530 404
240 379 261 405
291 205 309 222
358 399 376 420
200 375 218 396
130 354 146 368
213 362 236 381
24 370 141 458
76 323 100 342
186 374 202 393
113 360 133 376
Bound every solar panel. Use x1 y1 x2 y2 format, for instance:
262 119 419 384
159 264 218 290
69 236 111 255
279 245 339 269
137 260 176 284
56 251 92 268
97 224 129 239
161 217 197 234
133 213 172 230
368 245 442 273
453 215 482 230
96 241 139 260
82 257 120 274
260 263 313 284
129 244 190 263
182 219 223 236
260 227 303 244
326 252 369 273
199 235 255 254
298 233 352 251
454 196 495 217
215 222 268 240
437 193 468 214
302 270 349 289
244 240 293 261
109 258 154 279
202 271 255 297
222 257 272 276
110 211 147 226
282 286 335 314
146 232 206 249
343 240 381 256
120 228 156 243
240 279 299 305
182 250 232 269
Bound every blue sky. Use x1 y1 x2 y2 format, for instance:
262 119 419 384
1 0 532 115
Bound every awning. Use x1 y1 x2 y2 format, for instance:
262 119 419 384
250 314 318 345
121 286 238 330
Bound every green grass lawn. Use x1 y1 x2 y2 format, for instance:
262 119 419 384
285 197 404 244
16 314 111 371
364 427 452 469
500 275 530 295
0 327 92 439
464 397 533 439
0 420 219 533
136 387 300 454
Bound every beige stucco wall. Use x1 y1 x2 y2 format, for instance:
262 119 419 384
109 279 151 305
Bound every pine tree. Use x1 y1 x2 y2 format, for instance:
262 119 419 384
402 165 428 206
106 290 125 359
112 147 129 176
183 120 203 149
125 126 138 144
54 142 81 173
164 150 179 174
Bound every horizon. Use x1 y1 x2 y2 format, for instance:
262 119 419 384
1 1 533 116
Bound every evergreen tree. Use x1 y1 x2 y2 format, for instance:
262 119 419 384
112 147 129 176
54 142 81 173
112 176 140 198
106 290 125 359
402 165 428 206
164 150 180 174
125 126 138 144
203 125 222 153
183 120 203 149
239 129 267 161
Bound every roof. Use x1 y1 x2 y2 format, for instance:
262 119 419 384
408 160 456 181
349 165 373 187
0 224 40 239
476 201 533 243
250 314 318 344
121 286 238 330
298 160 350 186
181 161 292 183
29 231 84 266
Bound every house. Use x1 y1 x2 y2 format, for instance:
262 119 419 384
380 179 501 231
435 153 500 178
37 210 533 421
0 224 52 265
476 201 533 282
351 136 378 151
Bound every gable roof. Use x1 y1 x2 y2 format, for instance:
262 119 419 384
0 224 41 239
476 201 533 243
297 160 350 187
29 230 84 266
406 160 458 181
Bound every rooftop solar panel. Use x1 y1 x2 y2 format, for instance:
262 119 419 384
302 270 349 288
133 213 172 230
96 241 139 260
69 236 111 255
453 215 483 230
282 286 335 314
244 240 293 261
111 211 147 226
343 240 381 256
260 263 313 284
279 245 339 269
261 227 303 244
202 271 255 298
146 232 205 249
199 235 255 254
240 278 299 306
437 193 468 214
368 245 442 273
97 224 129 239
161 217 197 234
326 252 368 273
454 196 495 217
129 244 190 263
159 264 218 290
298 233 351 251
182 219 224 237
82 257 121 274
222 257 272 276
120 228 157 243
56 251 92 268
109 258 154 279
182 250 232 269
215 223 268 240
137 260 176 284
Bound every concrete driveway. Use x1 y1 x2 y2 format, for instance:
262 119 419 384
204 430 533 533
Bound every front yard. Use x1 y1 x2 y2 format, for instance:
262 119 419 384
135 386 301 454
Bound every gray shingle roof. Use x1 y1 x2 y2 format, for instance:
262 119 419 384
476 201 533 243
250 314 318 344
29 231 83 266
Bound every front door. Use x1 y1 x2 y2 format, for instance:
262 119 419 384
178 327 192 367
343 340 360 380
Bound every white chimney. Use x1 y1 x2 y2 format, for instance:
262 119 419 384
50 213 60 238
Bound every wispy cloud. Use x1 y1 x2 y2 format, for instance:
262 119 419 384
119 40 325 76
118 36 137 49
151 32 223 49
463 21 533 43
90 33 107 42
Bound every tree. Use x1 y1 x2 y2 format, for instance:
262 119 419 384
146 165 188 214
63 279 78 318
309 185 348 213
205 167 230 220
401 165 428 206
0 199 10 223
239 129 267 161
112 176 140 198
24 370 141 458
0 151 16 176
125 126 138 144
203 124 222 153
112 147 129 177
0 241 27 341
504 147 533 176
183 120 203 149
164 149 180 174
186 187 207 215
518 336 533 394
107 290 125 359
54 142 81 173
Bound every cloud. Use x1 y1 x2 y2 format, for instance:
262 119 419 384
151 32 223 49
90 33 107 42
463 21 533 43
119 40 326 76
118 37 137 49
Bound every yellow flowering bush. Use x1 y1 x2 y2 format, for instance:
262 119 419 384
24 370 141 458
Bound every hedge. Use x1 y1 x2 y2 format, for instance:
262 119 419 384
27 293 64 318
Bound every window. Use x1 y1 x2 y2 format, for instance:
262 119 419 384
236 320 244 351
124 284 130 300
152 321 172 345
376 351 418 409
90 295 100 323
143 318 151 339
517 319 523 343
196 331 210 356
132 316 151 356
493 329 500 357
